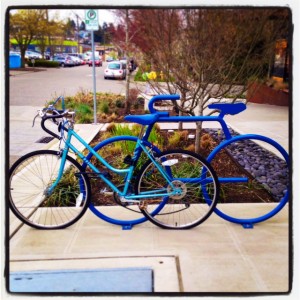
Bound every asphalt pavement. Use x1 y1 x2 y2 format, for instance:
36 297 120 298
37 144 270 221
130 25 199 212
6 67 291 296
9 63 128 106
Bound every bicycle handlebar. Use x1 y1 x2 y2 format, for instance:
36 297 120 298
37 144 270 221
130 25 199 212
41 111 70 140
148 94 180 113
33 96 71 140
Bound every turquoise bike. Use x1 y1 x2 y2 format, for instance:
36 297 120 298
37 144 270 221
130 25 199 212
9 96 220 230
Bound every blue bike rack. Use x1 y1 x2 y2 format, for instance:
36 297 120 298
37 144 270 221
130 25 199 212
81 94 289 229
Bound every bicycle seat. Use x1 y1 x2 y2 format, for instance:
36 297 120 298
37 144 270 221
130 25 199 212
124 113 160 126
208 103 246 115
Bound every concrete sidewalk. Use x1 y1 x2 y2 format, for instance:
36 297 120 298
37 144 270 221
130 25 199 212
10 205 289 293
7 102 290 295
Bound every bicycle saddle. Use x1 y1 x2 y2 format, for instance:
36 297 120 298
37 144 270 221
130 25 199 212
124 113 160 125
208 103 246 115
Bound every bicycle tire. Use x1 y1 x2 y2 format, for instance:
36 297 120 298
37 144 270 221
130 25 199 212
135 149 220 229
9 150 91 229
82 136 162 228
206 134 289 226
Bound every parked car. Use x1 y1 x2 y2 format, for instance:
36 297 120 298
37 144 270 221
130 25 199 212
104 61 126 80
52 55 75 67
25 50 42 60
118 57 137 72
69 55 81 66
84 51 100 62
129 58 138 72
69 53 85 65
105 56 114 62
78 54 87 65
44 52 51 60
88 57 102 67
9 50 21 56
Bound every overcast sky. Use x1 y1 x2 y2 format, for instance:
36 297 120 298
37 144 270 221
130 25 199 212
49 9 116 25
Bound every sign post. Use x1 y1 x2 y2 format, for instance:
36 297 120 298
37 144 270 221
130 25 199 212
85 9 99 124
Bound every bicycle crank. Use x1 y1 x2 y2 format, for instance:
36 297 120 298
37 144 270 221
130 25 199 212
167 180 187 200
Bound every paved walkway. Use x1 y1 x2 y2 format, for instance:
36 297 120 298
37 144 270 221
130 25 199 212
7 102 291 296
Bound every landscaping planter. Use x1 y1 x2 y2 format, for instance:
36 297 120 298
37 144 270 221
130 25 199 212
247 82 289 106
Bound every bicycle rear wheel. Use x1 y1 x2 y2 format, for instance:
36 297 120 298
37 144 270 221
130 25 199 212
206 134 289 226
9 150 91 229
135 150 219 229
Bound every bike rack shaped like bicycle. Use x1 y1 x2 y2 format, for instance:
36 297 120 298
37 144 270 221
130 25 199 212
84 94 289 229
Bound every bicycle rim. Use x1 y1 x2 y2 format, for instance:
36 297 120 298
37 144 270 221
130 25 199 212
206 134 289 226
9 150 91 229
136 150 219 229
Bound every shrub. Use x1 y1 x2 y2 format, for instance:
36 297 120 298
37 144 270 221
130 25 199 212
27 59 59 68
200 134 213 150
134 69 147 82
115 99 125 108
184 144 195 152
168 130 189 148
100 101 110 114
105 123 115 133
75 103 93 123
168 131 181 148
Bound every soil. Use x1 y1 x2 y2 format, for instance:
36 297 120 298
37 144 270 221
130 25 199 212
86 128 275 207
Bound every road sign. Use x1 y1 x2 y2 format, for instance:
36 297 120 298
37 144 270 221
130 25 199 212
85 9 99 31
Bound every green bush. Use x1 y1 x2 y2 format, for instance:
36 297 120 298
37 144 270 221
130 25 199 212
134 69 147 82
75 103 93 123
100 101 110 114
27 59 59 68
115 99 125 108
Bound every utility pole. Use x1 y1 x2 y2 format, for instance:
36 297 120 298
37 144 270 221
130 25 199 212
72 12 81 53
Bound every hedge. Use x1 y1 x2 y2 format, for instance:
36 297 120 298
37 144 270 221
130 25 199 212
27 60 60 68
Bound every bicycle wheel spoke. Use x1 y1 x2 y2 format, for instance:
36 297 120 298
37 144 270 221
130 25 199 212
136 150 219 229
9 150 91 229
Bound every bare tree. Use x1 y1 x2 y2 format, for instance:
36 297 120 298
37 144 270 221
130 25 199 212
129 8 290 153
110 9 141 113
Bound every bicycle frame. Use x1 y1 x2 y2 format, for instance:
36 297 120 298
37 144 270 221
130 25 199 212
48 122 180 201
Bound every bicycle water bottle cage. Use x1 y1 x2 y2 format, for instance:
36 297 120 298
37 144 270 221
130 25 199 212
208 103 246 115
124 114 160 126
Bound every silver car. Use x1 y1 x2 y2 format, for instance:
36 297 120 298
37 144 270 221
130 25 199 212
53 55 75 67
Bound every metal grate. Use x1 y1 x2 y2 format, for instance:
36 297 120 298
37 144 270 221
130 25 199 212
35 136 55 144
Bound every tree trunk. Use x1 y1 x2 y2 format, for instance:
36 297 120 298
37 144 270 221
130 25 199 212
195 121 203 154
195 100 204 154
178 110 183 131
20 48 26 68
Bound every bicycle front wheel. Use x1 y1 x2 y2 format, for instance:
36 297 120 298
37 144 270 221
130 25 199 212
135 150 219 229
9 150 91 229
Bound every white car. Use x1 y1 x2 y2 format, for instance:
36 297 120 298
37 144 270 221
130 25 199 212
25 51 42 60
104 61 127 80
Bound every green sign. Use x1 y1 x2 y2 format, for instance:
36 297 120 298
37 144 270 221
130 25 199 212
85 9 99 31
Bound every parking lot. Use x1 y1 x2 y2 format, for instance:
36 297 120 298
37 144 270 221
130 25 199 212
8 63 139 164
9 62 129 106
